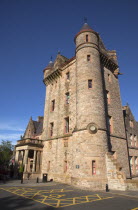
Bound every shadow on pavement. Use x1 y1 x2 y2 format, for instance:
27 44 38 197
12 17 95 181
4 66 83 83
0 191 56 209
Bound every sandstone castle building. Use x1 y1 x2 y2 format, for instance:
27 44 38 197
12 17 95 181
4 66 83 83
15 22 138 190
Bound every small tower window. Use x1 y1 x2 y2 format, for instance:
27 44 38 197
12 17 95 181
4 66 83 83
108 74 111 82
66 72 70 80
51 99 55 111
65 117 69 133
92 160 96 175
88 80 92 89
130 134 134 147
50 122 54 137
134 135 137 147
64 161 67 173
87 55 91 61
107 116 113 133
47 161 50 171
65 92 70 104
106 90 110 104
86 34 88 42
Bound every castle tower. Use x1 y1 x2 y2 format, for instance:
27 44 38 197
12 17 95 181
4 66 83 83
75 22 108 146
70 22 109 188
41 21 130 190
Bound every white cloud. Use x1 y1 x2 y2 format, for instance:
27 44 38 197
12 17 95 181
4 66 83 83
0 133 23 144
0 123 24 132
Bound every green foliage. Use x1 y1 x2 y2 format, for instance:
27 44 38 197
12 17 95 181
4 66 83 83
0 140 14 167
19 164 24 173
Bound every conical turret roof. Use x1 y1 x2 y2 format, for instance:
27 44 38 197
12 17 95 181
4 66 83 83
74 21 97 43
43 59 54 72
80 22 93 31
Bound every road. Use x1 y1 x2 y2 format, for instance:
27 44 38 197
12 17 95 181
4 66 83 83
0 182 138 210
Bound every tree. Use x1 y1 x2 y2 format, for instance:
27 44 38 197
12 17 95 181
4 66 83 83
0 140 14 168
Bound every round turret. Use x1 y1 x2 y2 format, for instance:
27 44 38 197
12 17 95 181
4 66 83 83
75 21 107 133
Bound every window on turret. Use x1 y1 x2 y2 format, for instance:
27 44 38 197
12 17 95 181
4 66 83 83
92 160 96 175
65 92 70 104
65 117 69 133
66 72 70 80
86 34 88 42
88 80 92 89
108 74 111 83
50 122 54 137
51 99 55 111
106 90 110 104
107 116 113 133
47 161 50 171
64 161 67 173
130 134 134 147
87 55 91 61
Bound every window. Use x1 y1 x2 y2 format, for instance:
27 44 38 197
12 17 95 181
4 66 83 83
65 92 70 104
108 74 111 83
88 80 92 89
66 72 70 80
134 135 137 147
51 99 55 111
107 116 113 133
47 161 50 171
65 117 69 133
64 161 67 173
92 160 96 175
130 120 134 128
87 55 91 61
136 157 138 174
129 156 133 175
130 134 134 147
86 34 88 42
106 90 110 104
50 122 54 137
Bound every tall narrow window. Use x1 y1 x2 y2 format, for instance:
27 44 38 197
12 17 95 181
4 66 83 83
65 92 70 104
50 122 54 137
87 55 90 61
47 161 50 171
88 80 92 89
130 134 134 147
66 72 70 80
106 90 110 104
92 160 96 175
64 161 67 173
65 117 69 133
134 135 137 147
129 156 133 175
51 99 55 111
86 34 88 42
108 74 111 82
107 116 113 133
136 157 138 174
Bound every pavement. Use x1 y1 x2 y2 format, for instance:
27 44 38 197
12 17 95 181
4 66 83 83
0 179 138 209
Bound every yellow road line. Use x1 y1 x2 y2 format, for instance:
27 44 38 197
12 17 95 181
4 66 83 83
96 194 102 200
86 196 89 202
56 200 61 207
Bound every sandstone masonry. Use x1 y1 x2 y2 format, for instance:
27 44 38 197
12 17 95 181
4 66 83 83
14 22 138 190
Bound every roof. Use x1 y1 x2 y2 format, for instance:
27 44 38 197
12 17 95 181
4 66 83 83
74 22 98 43
43 60 54 71
80 22 93 31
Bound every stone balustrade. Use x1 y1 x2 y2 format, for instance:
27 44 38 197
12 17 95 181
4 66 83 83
17 138 43 146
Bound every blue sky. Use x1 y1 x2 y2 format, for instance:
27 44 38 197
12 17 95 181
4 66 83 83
0 0 138 144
